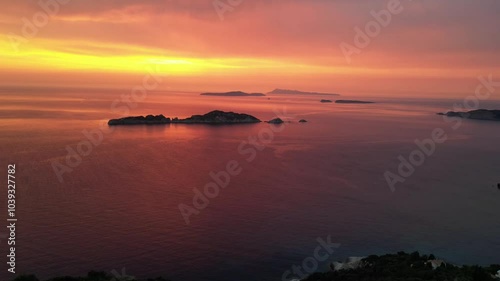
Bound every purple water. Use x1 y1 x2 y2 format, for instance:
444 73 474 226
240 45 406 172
1 89 499 281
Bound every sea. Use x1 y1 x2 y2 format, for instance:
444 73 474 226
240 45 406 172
1 88 499 281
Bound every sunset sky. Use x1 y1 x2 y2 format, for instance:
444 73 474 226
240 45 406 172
1 0 499 96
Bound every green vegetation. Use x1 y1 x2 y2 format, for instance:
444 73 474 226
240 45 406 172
12 271 171 281
304 252 500 281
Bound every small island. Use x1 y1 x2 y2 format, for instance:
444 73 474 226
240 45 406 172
437 109 500 121
321 99 333 103
335 100 375 104
267 118 284 124
108 110 261 125
107 114 171 125
201 91 265 97
268 88 339 96
178 110 261 124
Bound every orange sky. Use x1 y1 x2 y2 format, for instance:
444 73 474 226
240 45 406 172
1 0 499 97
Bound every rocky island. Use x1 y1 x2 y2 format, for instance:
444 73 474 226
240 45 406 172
107 114 171 125
437 109 500 121
176 110 261 124
108 110 261 125
335 100 375 104
267 118 284 124
201 91 265 97
268 88 339 96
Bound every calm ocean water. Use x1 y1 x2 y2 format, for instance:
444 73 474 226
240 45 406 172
1 89 499 281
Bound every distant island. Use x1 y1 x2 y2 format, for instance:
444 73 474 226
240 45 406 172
201 91 265 97
335 100 375 104
321 99 333 103
267 88 339 96
267 118 285 124
108 110 261 125
437 109 500 121
178 110 261 124
108 114 171 125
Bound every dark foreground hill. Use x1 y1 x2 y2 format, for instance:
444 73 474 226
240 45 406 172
305 252 500 281
12 252 500 281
